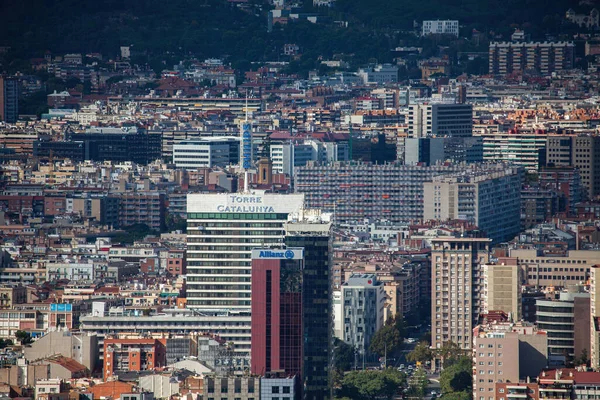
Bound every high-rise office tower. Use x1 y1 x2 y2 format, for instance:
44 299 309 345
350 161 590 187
186 192 305 354
250 219 332 400
0 76 18 123
431 237 491 352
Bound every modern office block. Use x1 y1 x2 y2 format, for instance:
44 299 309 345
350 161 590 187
185 192 305 353
251 218 332 400
172 137 239 169
407 103 473 138
0 76 18 123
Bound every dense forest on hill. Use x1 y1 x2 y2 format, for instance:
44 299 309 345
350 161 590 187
0 0 595 71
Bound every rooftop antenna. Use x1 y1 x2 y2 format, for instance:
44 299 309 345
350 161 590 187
243 90 250 193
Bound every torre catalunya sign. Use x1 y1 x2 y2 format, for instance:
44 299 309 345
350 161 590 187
217 195 275 213
187 192 306 215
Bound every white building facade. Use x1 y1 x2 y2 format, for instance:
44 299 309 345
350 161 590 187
422 20 459 37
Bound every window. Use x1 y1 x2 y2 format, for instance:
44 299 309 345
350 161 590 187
283 387 291 394
272 387 280 394
499 389 505 393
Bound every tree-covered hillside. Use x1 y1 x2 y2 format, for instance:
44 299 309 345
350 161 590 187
0 0 594 68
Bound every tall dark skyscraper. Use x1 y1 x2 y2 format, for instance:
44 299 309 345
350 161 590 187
0 76 18 123
250 219 332 400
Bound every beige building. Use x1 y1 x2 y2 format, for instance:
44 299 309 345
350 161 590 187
0 285 27 309
482 257 521 320
472 322 547 400
24 331 99 371
509 248 600 288
423 167 522 244
546 135 600 199
431 237 491 351
591 266 600 370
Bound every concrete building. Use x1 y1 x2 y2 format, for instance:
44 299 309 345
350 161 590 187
103 338 167 380
270 140 348 177
0 285 27 308
260 376 297 400
295 162 514 226
493 382 540 400
271 142 315 177
357 64 399 85
116 191 165 231
591 265 600 370
431 237 491 351
251 219 332 399
422 20 459 37
509 248 600 288
185 193 305 354
478 131 549 173
24 331 99 371
488 41 575 75
172 137 239 169
0 76 18 123
66 128 162 165
538 167 584 213
423 166 523 244
203 375 261 400
407 103 473 138
45 262 95 282
334 274 385 362
404 137 445 166
546 135 600 199
536 291 589 366
472 322 547 400
482 258 522 320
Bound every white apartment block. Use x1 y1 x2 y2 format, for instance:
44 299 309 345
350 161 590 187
422 20 459 37
270 140 349 177
172 137 239 169
334 274 385 358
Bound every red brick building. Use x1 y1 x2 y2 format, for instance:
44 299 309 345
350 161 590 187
103 338 167 380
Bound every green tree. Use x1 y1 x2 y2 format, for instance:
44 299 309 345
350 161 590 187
333 338 355 372
112 223 158 245
369 324 401 357
439 392 471 400
15 330 32 345
408 367 429 398
164 213 187 233
575 348 589 366
339 369 405 400
0 339 13 349
407 341 434 364
439 356 472 395
436 341 465 368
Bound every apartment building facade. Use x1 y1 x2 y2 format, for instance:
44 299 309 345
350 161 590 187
489 42 575 75
407 103 473 138
423 166 523 243
295 162 517 227
546 135 600 199
431 237 491 351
